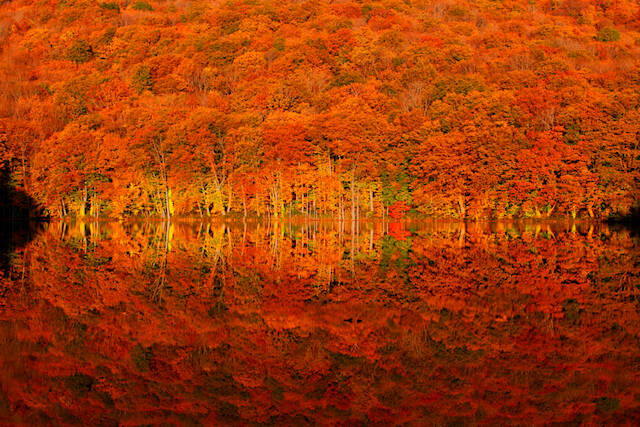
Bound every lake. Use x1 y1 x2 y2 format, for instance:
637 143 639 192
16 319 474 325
0 219 639 424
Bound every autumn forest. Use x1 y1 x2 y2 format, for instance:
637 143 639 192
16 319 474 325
2 0 640 423
1 0 639 219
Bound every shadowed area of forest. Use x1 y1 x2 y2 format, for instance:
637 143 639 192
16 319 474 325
0 164 44 270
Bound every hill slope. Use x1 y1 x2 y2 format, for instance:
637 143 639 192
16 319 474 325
0 0 639 219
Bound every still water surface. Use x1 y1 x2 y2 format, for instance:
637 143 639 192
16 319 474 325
0 220 639 424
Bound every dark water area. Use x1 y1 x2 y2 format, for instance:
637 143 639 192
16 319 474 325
0 219 639 425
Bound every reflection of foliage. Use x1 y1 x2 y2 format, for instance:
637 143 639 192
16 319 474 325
379 234 412 271
562 298 582 325
594 396 620 413
131 344 151 372
0 221 638 424
64 374 94 397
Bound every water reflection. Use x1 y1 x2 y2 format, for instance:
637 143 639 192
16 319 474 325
1 219 639 424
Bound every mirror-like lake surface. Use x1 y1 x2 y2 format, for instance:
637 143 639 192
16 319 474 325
0 220 639 424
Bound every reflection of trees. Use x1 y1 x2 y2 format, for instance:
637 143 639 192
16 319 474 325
0 219 638 424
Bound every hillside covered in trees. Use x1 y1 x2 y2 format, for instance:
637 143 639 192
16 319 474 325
0 0 639 219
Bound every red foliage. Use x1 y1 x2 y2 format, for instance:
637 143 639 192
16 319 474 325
0 0 638 220
388 201 410 219
0 221 638 424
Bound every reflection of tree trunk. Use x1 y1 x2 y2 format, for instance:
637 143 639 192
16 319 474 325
81 222 88 251
242 193 247 219
151 221 170 303
350 221 355 275
369 227 373 251
59 221 68 240
458 222 466 247
242 220 247 249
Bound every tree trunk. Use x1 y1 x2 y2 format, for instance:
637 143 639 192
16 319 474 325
351 169 356 223
369 189 374 215
356 185 360 223
458 195 466 218
92 196 100 218
81 185 88 218
546 203 556 217
165 185 171 220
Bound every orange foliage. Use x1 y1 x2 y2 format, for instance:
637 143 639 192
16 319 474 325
0 0 638 220
0 220 638 423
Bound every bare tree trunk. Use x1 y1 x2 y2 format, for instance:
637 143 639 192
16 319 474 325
164 184 171 220
356 185 360 224
546 203 556 217
458 195 466 218
369 189 374 215
81 185 88 218
350 221 355 275
351 168 356 223
200 183 209 216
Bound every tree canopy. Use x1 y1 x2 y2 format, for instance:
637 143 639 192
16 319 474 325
0 0 639 219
